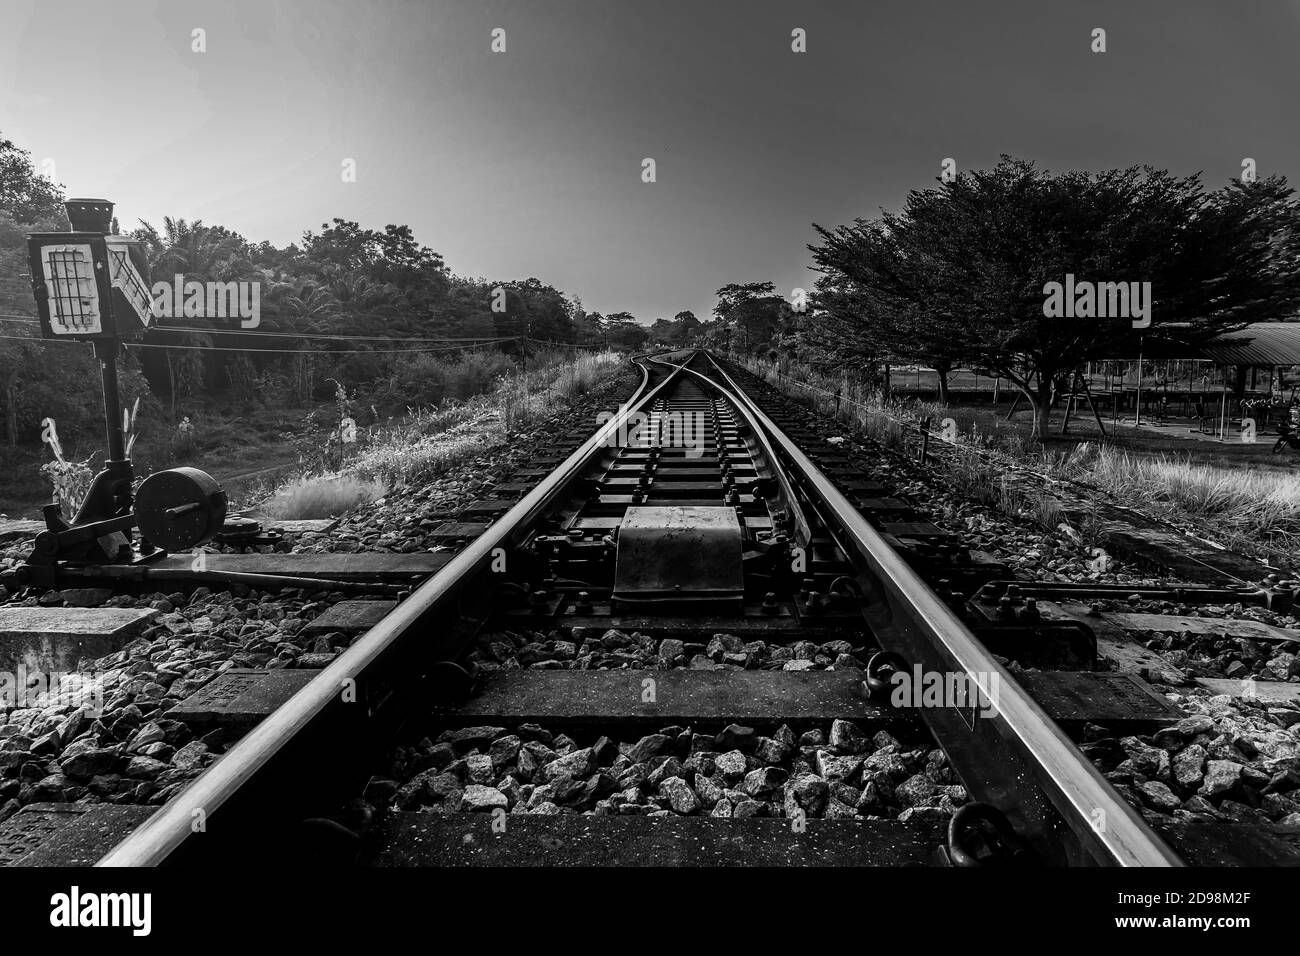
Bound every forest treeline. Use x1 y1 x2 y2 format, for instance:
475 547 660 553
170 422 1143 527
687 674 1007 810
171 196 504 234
10 128 1295 452
0 134 731 450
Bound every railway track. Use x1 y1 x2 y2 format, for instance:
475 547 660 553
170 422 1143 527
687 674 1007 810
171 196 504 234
9 349 1295 868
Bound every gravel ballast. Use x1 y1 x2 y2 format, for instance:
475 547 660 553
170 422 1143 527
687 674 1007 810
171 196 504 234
378 719 967 823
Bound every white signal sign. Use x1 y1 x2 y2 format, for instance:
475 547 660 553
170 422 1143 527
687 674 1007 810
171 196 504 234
39 243 102 334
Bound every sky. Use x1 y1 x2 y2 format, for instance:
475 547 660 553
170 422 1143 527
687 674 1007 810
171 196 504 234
2 0 1299 325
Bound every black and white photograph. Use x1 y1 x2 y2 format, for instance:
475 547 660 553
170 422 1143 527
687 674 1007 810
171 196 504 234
0 0 1298 937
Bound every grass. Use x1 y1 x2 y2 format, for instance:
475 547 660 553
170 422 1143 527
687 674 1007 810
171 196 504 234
350 423 501 487
259 474 388 520
257 349 625 504
1055 444 1300 562
742 354 1300 571
500 351 624 433
742 355 929 455
0 406 315 519
1 349 626 526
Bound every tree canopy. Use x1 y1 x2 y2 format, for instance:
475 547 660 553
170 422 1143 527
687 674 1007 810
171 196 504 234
807 156 1300 435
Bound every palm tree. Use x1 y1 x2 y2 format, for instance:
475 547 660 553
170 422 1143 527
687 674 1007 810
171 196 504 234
266 277 339 401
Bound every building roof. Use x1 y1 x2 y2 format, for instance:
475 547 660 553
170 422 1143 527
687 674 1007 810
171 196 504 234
1201 322 1300 366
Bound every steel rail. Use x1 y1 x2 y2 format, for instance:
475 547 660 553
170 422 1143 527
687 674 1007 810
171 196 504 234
647 353 813 549
699 352 1182 867
97 353 686 866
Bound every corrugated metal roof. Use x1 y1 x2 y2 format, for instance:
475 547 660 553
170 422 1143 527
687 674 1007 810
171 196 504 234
1201 322 1300 366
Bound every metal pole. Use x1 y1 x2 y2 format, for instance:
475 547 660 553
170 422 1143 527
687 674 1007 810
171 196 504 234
1135 341 1143 427
94 339 126 462
1220 372 1228 440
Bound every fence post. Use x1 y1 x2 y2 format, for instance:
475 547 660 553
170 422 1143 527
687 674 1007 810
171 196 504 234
919 416 931 464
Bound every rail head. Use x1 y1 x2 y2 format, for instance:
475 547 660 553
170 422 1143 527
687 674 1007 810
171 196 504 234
647 351 813 549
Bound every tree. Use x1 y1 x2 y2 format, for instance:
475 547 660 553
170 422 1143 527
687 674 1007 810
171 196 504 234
575 310 605 345
809 157 1300 438
650 310 701 346
603 312 649 350
0 135 65 225
0 136 68 445
672 310 701 342
300 219 448 330
713 282 789 354
264 277 340 402
808 213 966 402
499 278 576 344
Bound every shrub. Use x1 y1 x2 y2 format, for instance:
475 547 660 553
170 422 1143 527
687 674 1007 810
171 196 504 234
257 348 625 500
351 429 499 486
258 474 386 519
371 349 518 412
39 456 95 519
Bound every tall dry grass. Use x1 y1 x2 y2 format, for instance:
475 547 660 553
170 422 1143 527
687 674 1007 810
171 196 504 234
500 350 623 432
1055 445 1300 560
260 474 388 519
254 349 624 509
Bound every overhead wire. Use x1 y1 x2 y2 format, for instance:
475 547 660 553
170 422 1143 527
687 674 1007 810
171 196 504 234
0 332 521 355
0 315 523 345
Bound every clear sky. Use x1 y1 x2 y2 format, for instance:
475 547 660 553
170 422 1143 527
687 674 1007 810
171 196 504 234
2 0 1298 325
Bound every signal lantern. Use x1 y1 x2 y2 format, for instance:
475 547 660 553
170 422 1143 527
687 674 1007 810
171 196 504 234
27 198 154 341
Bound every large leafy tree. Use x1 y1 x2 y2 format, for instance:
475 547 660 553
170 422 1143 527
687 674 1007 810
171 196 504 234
0 137 68 445
497 278 575 345
574 309 605 345
713 282 789 354
649 310 701 346
809 157 1300 437
301 219 447 331
0 136 64 225
603 311 650 350
130 218 261 412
